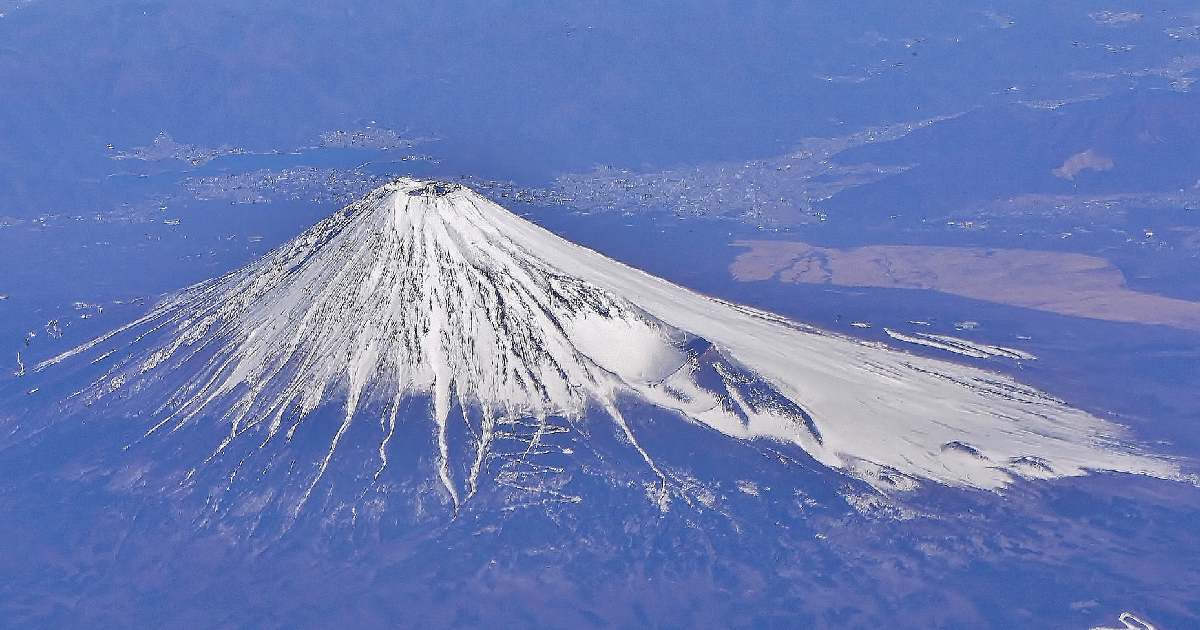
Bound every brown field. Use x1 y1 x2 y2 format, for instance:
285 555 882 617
1052 148 1114 180
731 240 1200 331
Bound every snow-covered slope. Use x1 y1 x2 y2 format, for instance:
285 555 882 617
37 179 1176 511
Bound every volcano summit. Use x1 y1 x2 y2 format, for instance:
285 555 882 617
28 178 1176 523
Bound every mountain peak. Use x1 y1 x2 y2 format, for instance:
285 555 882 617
397 178 462 198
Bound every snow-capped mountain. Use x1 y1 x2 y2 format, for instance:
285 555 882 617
30 178 1175 521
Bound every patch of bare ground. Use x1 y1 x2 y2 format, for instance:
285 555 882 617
731 240 1200 331
1053 149 1114 181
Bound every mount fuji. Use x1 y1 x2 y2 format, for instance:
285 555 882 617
8 178 1175 526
